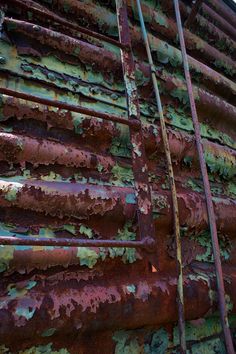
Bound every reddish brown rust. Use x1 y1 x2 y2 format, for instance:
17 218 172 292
115 0 155 248
3 0 127 49
0 266 235 346
0 87 141 130
4 10 236 102
0 181 235 235
205 0 236 30
1 94 235 166
185 0 204 28
0 0 235 352
174 1 234 351
0 132 115 172
202 3 236 41
136 3 236 78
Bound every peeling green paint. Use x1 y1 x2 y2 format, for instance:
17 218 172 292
76 247 99 268
19 343 70 354
1 181 22 202
192 231 232 262
79 225 93 238
113 331 142 354
41 328 57 337
144 328 169 354
113 316 236 353
0 245 14 272
109 222 137 264
15 306 36 320
112 164 134 186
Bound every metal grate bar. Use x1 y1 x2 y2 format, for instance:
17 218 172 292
173 0 235 353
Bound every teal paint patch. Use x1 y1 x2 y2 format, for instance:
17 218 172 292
191 338 226 354
41 328 57 337
26 281 37 290
39 228 55 238
183 156 193 167
15 306 36 320
193 231 232 262
18 343 70 353
125 193 136 204
8 281 36 299
154 13 168 28
126 285 136 293
144 328 169 354
0 56 6 64
113 331 142 354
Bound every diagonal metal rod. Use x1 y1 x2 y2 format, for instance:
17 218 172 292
135 0 186 352
173 1 235 353
185 0 203 28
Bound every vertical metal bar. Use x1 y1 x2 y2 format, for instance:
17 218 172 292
115 0 155 244
173 1 235 353
185 0 203 28
135 1 186 353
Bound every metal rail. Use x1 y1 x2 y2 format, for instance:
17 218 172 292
0 3 156 253
115 0 155 246
185 0 204 28
0 236 153 249
135 0 186 352
0 87 140 129
173 0 235 353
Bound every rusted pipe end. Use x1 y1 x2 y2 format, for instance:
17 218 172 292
142 237 157 253
130 117 142 131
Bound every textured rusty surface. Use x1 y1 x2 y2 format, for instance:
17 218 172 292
0 0 235 353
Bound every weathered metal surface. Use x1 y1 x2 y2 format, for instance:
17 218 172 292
135 0 186 351
0 0 235 352
174 0 234 351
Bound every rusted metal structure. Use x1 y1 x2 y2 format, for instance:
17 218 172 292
0 0 235 353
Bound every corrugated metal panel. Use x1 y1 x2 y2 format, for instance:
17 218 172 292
0 0 235 352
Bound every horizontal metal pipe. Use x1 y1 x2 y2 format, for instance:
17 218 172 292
0 267 235 344
0 180 235 235
1 91 236 161
205 0 236 30
202 3 236 41
0 132 115 172
0 235 147 248
3 10 236 101
0 87 140 129
3 0 126 49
